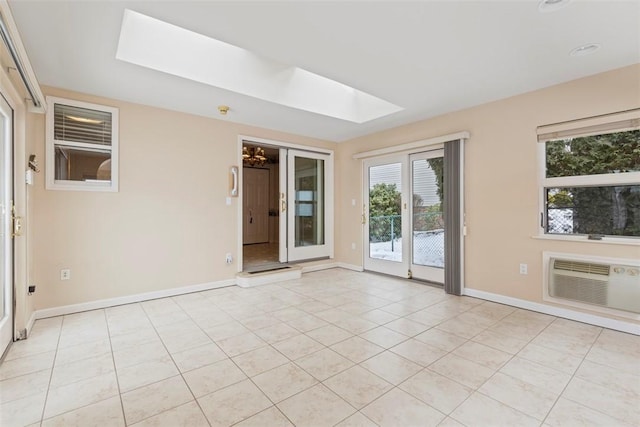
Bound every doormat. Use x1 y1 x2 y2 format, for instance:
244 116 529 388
248 266 291 274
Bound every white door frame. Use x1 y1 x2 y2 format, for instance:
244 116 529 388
236 136 333 272
287 149 333 262
278 148 287 263
362 149 447 283
363 154 410 278
0 94 13 355
409 150 445 283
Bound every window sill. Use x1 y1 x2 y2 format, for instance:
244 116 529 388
46 182 118 192
532 234 640 246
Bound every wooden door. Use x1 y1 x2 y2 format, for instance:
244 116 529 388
243 167 270 244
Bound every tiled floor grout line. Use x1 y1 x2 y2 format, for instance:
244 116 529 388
177 290 354 427
200 283 421 426
430 307 557 426
104 307 139 427
39 310 127 425
8 272 636 427
137 299 214 427
166 300 227 427
37 313 65 426
538 326 608 426
181 287 365 424
468 312 605 426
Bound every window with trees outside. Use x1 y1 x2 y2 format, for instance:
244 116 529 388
46 96 119 191
539 115 639 240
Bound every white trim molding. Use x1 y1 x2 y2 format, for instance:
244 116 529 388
336 262 364 272
0 1 45 112
464 287 640 335
353 131 469 159
25 312 36 337
34 279 236 319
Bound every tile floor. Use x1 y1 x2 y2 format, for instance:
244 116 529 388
243 243 279 271
1 268 639 427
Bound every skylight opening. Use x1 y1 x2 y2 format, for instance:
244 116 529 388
116 9 403 123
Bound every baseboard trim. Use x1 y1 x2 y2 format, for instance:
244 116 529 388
25 311 36 336
34 279 236 319
464 287 640 335
299 262 340 273
237 267 302 287
336 262 364 272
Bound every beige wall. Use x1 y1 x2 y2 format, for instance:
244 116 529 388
29 65 640 327
31 87 334 310
336 64 640 323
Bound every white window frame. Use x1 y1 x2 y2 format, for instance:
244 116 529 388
45 96 119 192
537 113 640 244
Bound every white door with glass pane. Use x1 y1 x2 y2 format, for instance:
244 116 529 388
363 150 445 283
363 156 409 277
286 150 332 262
0 95 13 355
410 150 445 283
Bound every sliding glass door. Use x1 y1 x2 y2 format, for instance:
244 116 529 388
286 149 332 262
410 151 445 283
0 95 13 356
363 156 409 277
363 150 445 284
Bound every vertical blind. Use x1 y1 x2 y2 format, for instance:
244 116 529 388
444 139 463 296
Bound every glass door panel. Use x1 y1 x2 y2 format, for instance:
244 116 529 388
294 156 324 247
287 150 332 261
410 151 444 283
363 156 409 277
0 95 13 356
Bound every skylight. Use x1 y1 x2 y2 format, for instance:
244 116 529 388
116 9 403 123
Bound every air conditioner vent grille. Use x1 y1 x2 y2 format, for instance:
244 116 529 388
553 259 610 276
550 274 608 306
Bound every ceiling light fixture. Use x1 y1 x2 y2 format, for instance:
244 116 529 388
570 43 601 57
218 105 230 115
242 146 267 167
538 0 571 13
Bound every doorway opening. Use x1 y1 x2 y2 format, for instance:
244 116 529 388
240 139 334 274
242 144 280 272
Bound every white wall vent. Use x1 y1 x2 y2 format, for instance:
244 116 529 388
547 255 640 315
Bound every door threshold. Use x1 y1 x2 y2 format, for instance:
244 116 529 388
248 266 291 274
237 265 302 287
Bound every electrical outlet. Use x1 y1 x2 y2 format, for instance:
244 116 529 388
225 253 233 264
519 263 528 275
351 242 356 250
60 269 71 280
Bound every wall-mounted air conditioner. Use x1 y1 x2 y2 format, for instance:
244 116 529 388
545 253 640 316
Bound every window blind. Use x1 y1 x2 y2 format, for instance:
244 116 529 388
54 103 113 146
537 109 640 142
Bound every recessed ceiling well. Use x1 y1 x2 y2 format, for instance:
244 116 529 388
8 1 640 142
116 9 403 123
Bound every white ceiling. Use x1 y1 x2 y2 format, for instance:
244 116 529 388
8 1 640 142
